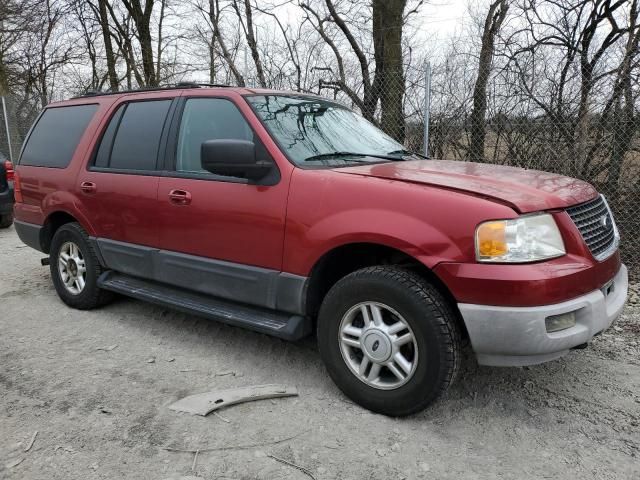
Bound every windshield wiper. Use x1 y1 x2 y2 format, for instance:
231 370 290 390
303 151 405 162
303 152 366 161
387 149 428 159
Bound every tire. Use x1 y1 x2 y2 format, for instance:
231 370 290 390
49 222 113 309
317 266 461 416
0 213 13 229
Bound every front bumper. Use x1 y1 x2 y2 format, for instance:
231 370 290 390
458 264 628 366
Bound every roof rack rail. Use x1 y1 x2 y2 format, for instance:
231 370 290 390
71 82 232 99
175 81 231 88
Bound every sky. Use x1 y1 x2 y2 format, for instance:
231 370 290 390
278 0 472 44
414 0 471 41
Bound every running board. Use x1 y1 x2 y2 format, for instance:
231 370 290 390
97 272 312 340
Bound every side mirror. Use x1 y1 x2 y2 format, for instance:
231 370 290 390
200 139 272 181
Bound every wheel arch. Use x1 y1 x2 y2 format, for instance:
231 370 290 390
304 242 467 341
40 210 92 254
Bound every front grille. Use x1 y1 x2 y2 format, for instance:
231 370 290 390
566 195 617 260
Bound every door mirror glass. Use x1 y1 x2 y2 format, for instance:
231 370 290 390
201 139 272 181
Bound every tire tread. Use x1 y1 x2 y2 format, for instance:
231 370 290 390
318 265 462 416
50 222 112 310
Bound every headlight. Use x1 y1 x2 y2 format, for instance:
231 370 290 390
475 213 565 263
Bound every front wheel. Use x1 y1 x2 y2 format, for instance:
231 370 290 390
317 266 461 416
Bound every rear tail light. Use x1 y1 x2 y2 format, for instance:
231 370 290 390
13 170 23 203
4 160 14 182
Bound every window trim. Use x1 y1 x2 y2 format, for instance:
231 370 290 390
18 103 99 168
163 95 280 186
87 97 178 174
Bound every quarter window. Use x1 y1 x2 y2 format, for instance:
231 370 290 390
21 104 98 168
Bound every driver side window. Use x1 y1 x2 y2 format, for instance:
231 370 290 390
176 98 253 174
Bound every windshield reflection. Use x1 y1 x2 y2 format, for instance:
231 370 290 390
246 95 404 167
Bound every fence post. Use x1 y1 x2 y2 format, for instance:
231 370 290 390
1 96 13 162
423 62 431 157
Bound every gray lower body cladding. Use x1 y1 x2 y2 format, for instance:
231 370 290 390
14 220 42 250
98 271 311 340
93 237 308 316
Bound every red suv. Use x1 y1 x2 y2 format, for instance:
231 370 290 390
13 84 628 416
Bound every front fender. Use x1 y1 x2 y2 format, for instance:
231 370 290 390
296 208 463 272
283 168 518 276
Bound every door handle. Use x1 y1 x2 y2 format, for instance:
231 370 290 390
168 189 192 205
80 181 97 193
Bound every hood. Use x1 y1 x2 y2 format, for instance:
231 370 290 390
336 160 598 213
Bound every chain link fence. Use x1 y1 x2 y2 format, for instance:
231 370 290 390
1 63 637 279
0 94 37 165
312 63 639 280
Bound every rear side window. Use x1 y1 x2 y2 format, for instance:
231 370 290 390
20 104 98 168
95 100 171 171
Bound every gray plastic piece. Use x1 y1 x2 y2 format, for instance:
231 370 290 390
168 384 298 416
458 265 628 366
97 271 312 340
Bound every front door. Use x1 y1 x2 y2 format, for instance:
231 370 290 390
156 96 290 307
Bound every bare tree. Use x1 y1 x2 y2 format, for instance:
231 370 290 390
468 0 508 162
372 0 408 142
605 0 640 196
120 0 157 86
22 0 78 107
300 0 414 140
85 0 119 91
196 0 246 86
231 0 266 86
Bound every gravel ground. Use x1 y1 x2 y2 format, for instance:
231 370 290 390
1 224 639 480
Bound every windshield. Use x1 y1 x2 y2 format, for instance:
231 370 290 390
246 95 407 167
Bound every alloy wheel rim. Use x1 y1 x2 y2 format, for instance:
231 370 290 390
58 241 87 295
339 301 418 390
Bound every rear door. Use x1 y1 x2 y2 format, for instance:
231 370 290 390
78 93 178 277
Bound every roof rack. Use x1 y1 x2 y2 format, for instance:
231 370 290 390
72 82 232 99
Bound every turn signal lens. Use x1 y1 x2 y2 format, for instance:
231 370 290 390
476 221 508 257
475 214 565 263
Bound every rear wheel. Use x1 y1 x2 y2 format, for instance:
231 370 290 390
0 213 13 229
317 266 461 416
50 222 112 309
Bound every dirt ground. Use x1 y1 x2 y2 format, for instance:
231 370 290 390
1 225 639 480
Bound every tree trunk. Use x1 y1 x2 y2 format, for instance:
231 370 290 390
242 0 266 87
209 0 245 87
372 0 407 143
325 0 377 120
97 0 118 91
468 0 508 162
156 0 166 82
607 0 639 200
122 0 157 86
208 34 216 84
